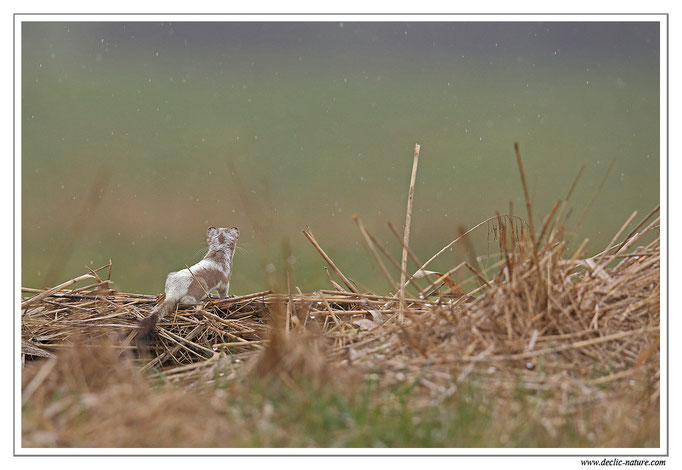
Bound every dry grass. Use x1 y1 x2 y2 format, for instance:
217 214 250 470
20 144 661 448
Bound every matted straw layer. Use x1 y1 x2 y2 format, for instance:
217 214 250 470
22 205 660 407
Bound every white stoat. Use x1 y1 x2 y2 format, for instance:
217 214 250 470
138 226 239 338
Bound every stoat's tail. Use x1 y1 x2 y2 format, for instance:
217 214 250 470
137 299 176 341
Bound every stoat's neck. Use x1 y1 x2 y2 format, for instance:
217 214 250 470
206 246 232 268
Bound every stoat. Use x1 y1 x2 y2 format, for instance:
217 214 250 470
138 226 239 338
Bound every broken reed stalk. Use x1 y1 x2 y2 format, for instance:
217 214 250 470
360 220 422 296
22 273 96 308
620 217 660 254
399 143 421 321
565 160 587 202
302 226 359 293
537 200 562 246
575 155 617 231
185 264 212 300
387 221 434 288
465 262 491 288
496 212 512 277
513 142 538 259
570 238 591 261
324 267 346 292
611 205 660 256
549 162 588 242
140 324 206 373
419 262 467 298
594 210 638 269
408 215 518 289
353 216 399 292
209 290 272 309
454 326 659 363
458 224 485 283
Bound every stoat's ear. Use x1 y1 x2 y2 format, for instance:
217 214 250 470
206 226 217 239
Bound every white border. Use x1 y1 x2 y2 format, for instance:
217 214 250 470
658 13 669 463
13 13 668 460
13 13 668 21
14 12 23 460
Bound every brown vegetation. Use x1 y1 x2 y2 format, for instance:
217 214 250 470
20 145 661 448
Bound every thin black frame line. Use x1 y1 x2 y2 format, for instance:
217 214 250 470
12 12 16 458
665 12 670 458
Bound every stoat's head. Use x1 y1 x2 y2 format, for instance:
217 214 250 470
206 226 240 252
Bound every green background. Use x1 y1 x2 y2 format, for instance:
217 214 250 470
22 22 660 295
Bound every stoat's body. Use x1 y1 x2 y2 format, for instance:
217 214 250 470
138 226 239 338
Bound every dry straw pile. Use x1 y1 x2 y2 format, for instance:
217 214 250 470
21 144 661 447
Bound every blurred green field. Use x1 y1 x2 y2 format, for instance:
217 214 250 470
21 22 660 295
